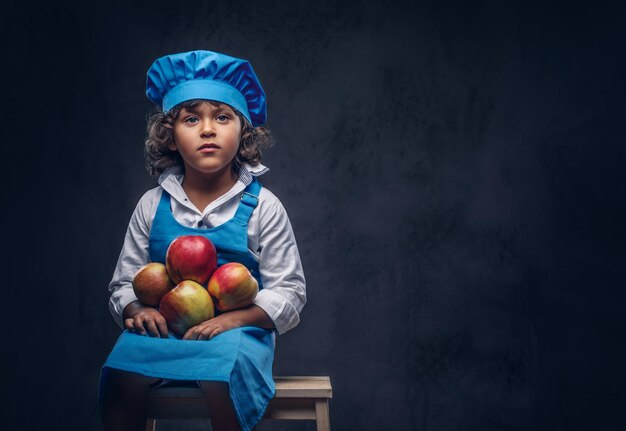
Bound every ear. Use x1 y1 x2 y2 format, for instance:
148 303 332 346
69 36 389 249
168 140 178 151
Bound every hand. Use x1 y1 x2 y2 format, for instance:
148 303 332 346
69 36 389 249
123 301 169 338
182 312 242 341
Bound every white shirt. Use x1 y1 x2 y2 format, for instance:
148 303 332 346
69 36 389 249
108 162 306 335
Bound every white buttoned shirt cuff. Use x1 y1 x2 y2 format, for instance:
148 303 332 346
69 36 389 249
108 162 306 335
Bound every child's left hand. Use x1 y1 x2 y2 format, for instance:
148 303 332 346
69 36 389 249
182 312 241 341
182 305 274 340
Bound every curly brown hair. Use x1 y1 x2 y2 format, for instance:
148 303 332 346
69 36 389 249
144 99 273 176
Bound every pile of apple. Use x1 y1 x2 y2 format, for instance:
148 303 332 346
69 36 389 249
132 235 259 335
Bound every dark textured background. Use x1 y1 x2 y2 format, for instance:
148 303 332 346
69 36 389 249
2 1 625 430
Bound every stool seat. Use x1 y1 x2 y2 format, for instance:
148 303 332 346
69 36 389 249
145 376 333 430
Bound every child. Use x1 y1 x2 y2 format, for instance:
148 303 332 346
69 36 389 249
99 50 306 431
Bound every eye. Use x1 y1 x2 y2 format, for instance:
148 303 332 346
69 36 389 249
216 114 230 122
184 116 199 124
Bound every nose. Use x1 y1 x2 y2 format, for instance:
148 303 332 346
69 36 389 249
200 119 216 137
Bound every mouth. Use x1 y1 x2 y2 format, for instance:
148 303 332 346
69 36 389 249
198 143 220 151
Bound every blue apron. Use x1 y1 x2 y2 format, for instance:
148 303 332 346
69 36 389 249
99 178 276 431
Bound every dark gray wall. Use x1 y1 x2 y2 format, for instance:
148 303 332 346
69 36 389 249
2 1 625 430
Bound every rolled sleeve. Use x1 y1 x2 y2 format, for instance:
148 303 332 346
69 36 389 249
109 287 139 329
254 287 300 334
255 195 306 334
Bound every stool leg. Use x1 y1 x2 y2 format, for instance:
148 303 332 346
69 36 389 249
315 399 331 431
146 419 156 431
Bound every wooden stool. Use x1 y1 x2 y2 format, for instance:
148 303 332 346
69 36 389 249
145 376 332 431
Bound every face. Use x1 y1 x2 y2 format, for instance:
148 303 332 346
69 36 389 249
169 101 242 178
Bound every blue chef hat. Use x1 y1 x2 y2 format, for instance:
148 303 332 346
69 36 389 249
145 50 267 126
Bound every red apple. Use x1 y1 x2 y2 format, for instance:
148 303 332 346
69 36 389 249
132 262 175 306
207 262 259 312
165 235 217 285
159 280 215 335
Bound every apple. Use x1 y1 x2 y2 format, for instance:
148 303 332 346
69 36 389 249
166 235 217 285
132 262 175 306
159 280 215 335
208 262 259 312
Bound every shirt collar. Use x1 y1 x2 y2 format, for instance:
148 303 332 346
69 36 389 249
157 162 269 214
157 162 269 186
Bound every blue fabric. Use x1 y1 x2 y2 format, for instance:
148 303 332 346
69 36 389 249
149 178 264 289
146 50 267 126
100 177 275 431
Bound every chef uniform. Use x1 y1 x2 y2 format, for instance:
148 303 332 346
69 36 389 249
99 50 304 431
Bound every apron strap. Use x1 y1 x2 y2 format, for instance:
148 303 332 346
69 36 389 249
234 178 262 225
156 189 172 213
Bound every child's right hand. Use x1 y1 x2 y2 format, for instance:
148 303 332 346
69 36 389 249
123 300 169 338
